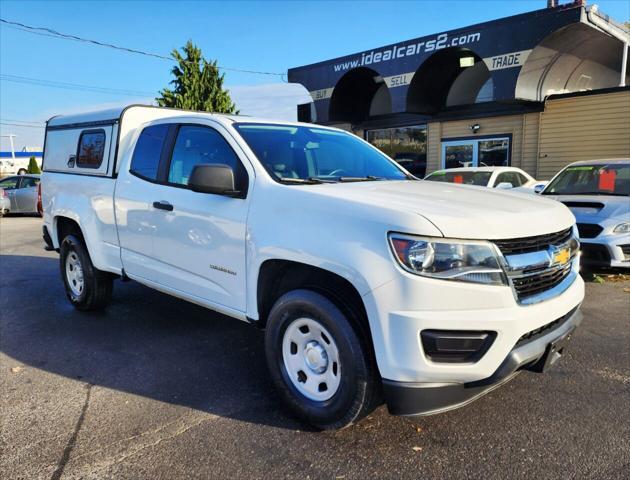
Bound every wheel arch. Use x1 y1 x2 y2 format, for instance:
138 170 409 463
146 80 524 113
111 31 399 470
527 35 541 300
256 260 375 357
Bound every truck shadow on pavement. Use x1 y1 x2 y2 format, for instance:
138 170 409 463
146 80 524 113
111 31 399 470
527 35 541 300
0 254 315 431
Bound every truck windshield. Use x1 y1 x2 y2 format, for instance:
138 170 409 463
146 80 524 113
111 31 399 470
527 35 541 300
424 170 492 186
233 123 408 183
543 163 630 196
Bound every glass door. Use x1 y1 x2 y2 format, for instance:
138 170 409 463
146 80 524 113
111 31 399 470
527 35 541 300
443 140 475 169
441 136 510 169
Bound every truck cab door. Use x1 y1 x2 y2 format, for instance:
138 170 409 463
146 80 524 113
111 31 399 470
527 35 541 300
148 123 251 312
115 121 252 314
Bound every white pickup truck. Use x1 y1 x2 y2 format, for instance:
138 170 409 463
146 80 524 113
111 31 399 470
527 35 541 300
42 105 584 429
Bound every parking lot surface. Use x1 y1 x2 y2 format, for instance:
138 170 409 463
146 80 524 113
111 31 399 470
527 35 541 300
1 216 629 479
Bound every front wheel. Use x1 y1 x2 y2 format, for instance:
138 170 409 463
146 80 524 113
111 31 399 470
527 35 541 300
265 289 379 430
60 235 113 311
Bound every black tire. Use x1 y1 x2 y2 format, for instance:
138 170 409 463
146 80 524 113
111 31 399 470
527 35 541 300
265 289 379 430
59 234 113 311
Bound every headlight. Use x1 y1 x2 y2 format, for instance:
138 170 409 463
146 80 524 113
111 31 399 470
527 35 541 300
388 234 507 286
613 222 630 234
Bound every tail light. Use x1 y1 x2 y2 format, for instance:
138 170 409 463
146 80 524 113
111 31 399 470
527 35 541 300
0 189 6 198
37 183 43 215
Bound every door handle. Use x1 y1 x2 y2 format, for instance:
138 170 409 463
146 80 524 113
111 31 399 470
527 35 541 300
152 201 173 212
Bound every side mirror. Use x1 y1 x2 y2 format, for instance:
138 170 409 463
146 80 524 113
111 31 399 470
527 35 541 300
496 182 513 189
534 183 547 194
188 164 241 197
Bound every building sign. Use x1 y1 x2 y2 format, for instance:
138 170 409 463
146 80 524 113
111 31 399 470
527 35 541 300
332 32 482 73
309 87 334 101
384 72 415 89
483 50 532 71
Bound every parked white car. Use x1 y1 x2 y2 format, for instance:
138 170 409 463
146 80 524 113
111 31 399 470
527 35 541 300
0 188 10 216
424 166 538 190
42 105 584 429
541 159 629 269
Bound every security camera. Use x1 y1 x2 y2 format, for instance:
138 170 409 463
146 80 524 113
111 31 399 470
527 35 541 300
470 123 480 133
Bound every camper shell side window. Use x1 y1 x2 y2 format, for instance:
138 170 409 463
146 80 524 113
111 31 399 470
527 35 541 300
76 129 106 169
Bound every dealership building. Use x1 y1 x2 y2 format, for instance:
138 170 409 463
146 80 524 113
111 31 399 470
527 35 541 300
288 2 629 179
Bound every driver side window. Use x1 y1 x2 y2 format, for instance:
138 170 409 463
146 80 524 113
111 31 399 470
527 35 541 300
167 125 243 188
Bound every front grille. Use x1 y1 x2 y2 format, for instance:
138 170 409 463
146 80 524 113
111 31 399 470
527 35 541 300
576 223 603 239
494 227 577 303
511 262 573 300
494 227 572 255
515 306 578 347
620 244 630 260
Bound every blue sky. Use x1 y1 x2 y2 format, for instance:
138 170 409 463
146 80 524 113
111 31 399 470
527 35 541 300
1 0 628 150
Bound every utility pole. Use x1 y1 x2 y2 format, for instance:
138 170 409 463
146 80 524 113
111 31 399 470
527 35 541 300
0 134 17 159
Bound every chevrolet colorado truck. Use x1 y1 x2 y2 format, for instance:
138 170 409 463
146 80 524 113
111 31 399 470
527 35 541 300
42 105 584 429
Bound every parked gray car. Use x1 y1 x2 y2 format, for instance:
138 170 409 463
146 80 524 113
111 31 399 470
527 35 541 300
0 174 41 216
542 159 629 269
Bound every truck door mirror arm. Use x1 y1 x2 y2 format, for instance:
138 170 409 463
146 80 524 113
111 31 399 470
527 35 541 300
188 164 243 198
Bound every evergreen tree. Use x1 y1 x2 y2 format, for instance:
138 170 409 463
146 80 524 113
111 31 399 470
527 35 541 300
27 156 41 174
156 41 238 114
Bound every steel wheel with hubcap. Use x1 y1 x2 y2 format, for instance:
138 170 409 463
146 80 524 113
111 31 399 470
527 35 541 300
65 251 85 297
59 234 113 311
282 317 341 402
265 289 380 430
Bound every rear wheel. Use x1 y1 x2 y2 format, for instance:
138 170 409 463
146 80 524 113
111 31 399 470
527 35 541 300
60 235 113 311
265 289 379 430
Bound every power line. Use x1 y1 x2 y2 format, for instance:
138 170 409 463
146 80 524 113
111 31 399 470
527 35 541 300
0 122 45 129
0 73 156 97
0 18 287 80
0 118 45 125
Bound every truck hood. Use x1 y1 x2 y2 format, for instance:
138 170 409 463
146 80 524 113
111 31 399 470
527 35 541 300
542 194 630 226
313 180 575 239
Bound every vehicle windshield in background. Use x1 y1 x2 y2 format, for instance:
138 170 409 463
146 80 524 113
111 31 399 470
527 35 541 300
424 170 492 186
543 164 630 196
234 123 408 183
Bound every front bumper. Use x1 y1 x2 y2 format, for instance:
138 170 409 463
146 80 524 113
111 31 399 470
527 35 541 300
580 235 630 269
382 306 582 416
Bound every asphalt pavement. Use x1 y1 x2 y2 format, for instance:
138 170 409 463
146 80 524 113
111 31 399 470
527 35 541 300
1 216 629 479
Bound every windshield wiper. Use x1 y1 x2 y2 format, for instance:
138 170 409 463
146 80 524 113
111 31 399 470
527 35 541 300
338 175 383 182
277 177 324 185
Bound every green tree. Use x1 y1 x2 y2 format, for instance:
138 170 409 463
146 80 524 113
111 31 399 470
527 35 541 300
156 40 238 114
27 156 41 174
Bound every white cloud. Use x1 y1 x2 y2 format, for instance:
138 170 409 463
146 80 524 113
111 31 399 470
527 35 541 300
228 82 312 121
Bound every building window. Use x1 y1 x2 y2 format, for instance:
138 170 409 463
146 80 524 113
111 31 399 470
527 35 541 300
77 129 106 169
441 136 510 169
366 125 427 177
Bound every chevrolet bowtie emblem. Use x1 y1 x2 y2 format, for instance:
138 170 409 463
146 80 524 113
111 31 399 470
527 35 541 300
553 247 571 266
